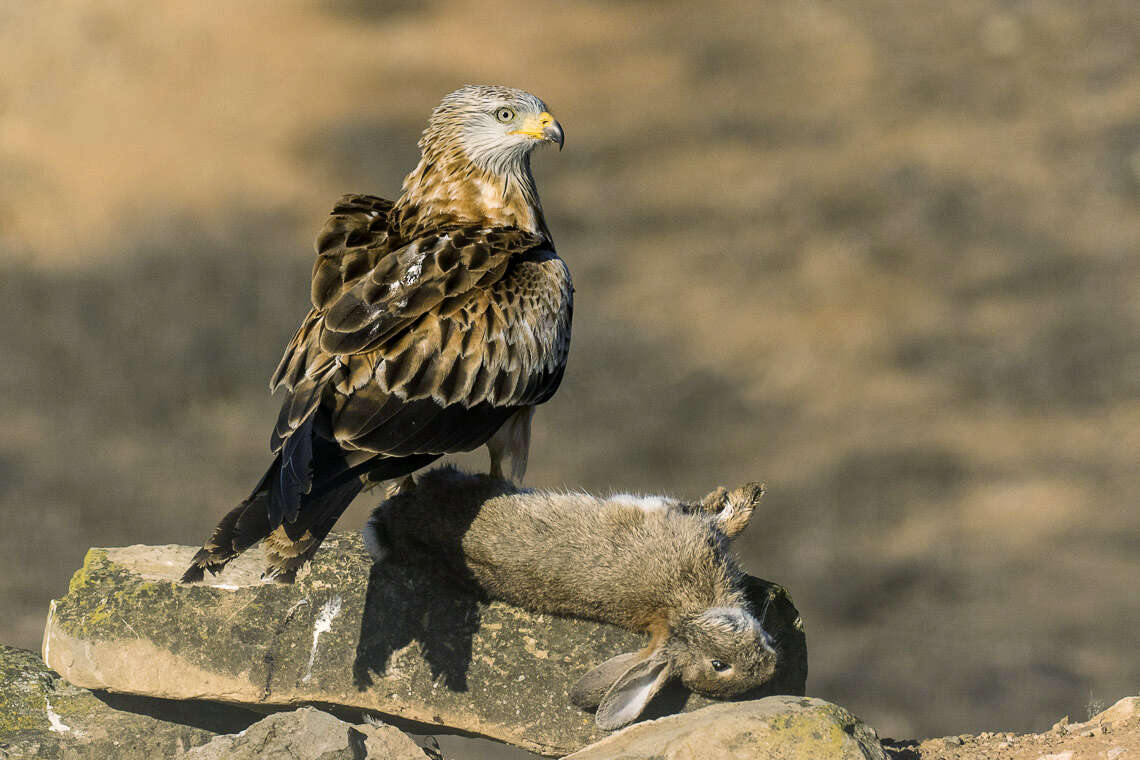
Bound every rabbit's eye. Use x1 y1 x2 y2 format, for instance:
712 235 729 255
710 659 731 673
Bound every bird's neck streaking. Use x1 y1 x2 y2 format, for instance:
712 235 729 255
395 150 550 239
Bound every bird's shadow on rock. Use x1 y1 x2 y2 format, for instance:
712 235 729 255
352 557 483 693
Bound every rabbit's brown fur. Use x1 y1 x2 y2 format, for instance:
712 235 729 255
364 466 776 729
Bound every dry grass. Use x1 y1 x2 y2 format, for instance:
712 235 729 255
2 0 1139 745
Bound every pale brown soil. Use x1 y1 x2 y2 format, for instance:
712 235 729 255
884 699 1140 760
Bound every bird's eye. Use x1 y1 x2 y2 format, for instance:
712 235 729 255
494 107 516 123
711 659 731 673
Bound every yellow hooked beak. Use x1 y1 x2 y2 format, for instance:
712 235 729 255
511 111 565 150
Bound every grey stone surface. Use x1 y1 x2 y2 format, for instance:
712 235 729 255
183 707 427 760
41 533 806 756
0 645 227 759
565 695 888 760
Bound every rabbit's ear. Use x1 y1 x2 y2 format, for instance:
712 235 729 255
570 651 641 709
594 651 673 731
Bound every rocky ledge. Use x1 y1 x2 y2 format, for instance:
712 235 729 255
0 644 234 759
9 531 1140 758
0 644 430 759
1 642 883 759
39 533 807 756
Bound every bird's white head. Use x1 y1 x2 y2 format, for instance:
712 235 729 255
398 85 564 235
424 85 564 175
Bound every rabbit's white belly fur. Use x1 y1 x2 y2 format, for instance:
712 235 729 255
608 494 680 513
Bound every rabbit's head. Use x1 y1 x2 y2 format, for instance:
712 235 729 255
667 606 777 697
571 606 777 730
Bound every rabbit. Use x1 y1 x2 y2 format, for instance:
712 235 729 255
363 466 776 730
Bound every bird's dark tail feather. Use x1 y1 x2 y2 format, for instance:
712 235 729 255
180 456 282 583
180 451 441 584
261 477 362 582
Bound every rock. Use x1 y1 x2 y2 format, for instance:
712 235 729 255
0 644 429 759
0 644 232 759
183 707 426 760
42 534 806 757
1089 697 1139 726
564 696 887 760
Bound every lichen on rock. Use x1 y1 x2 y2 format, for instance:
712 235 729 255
0 645 228 759
564 696 888 760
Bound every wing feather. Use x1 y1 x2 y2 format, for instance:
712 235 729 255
335 392 405 445
268 195 572 462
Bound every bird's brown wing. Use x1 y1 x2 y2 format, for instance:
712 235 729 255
268 196 573 460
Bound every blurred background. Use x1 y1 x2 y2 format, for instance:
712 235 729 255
3 0 1139 746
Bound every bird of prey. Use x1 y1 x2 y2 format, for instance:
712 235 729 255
182 85 571 583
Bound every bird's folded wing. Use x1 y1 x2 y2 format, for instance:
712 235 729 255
267 198 572 457
318 225 535 355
